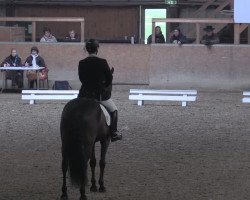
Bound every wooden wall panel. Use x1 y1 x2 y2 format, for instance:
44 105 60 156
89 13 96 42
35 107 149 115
10 0 166 6
14 5 139 41
0 5 6 25
0 27 25 42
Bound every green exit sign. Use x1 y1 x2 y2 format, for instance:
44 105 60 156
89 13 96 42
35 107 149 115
165 0 177 4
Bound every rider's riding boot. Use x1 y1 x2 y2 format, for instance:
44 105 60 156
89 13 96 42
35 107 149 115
110 110 122 142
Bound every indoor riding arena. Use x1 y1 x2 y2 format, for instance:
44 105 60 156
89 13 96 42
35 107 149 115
1 1 250 200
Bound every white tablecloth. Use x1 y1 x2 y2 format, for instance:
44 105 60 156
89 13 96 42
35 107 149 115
1 66 44 71
0 66 45 91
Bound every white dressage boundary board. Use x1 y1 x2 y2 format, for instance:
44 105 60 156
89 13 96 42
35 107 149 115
242 91 250 103
129 89 197 107
234 0 250 23
22 90 79 104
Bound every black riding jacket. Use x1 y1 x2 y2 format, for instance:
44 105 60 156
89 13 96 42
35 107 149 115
78 56 113 101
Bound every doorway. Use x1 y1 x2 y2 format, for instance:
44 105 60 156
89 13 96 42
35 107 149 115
144 9 167 44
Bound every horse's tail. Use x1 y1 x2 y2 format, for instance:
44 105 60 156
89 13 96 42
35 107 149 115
61 98 99 186
67 138 88 186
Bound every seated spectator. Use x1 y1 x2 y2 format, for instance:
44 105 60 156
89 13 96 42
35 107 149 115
147 26 165 44
170 28 188 45
24 46 46 89
200 25 220 45
0 48 23 88
64 30 80 42
40 27 57 43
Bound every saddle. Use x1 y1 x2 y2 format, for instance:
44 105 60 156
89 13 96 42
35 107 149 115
99 104 111 126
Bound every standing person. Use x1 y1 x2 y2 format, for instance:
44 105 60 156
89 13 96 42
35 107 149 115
40 27 57 43
147 26 165 44
0 48 23 88
24 46 46 89
170 27 188 45
78 39 122 142
200 25 220 45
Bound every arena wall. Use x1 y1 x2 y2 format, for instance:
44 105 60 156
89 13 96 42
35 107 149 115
0 43 151 88
0 43 250 90
149 44 250 90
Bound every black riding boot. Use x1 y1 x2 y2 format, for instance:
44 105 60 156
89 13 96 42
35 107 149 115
110 110 122 142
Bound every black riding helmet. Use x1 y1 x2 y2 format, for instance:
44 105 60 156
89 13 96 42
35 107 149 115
85 39 99 54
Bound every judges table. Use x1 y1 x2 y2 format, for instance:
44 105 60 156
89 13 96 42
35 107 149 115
0 66 44 92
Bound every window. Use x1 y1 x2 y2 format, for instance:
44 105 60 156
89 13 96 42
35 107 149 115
234 0 250 23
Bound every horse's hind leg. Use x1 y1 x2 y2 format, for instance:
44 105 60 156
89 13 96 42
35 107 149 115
99 141 109 192
80 162 88 200
61 147 68 200
90 145 98 192
80 182 87 200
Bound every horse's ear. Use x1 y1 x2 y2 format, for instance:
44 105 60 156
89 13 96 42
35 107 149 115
110 67 114 74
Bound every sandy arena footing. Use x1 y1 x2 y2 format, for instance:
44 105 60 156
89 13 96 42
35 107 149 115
0 86 250 200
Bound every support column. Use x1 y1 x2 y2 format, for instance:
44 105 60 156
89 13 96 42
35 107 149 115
248 25 250 44
32 21 36 42
234 23 240 45
152 21 156 43
196 23 200 44
81 21 85 43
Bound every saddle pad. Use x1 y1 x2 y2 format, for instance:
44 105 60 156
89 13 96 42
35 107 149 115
99 104 111 126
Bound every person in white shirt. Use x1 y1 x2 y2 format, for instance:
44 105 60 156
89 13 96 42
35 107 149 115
40 27 57 43
24 46 46 88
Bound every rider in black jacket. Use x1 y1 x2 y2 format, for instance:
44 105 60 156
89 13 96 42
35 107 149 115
78 39 122 142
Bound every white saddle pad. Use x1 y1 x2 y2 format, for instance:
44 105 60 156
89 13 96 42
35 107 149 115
100 104 111 126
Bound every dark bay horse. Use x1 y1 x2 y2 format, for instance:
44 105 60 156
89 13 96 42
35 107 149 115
60 97 110 200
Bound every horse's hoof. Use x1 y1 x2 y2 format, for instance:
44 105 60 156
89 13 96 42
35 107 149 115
79 196 87 200
90 185 98 192
60 194 68 200
99 186 106 193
